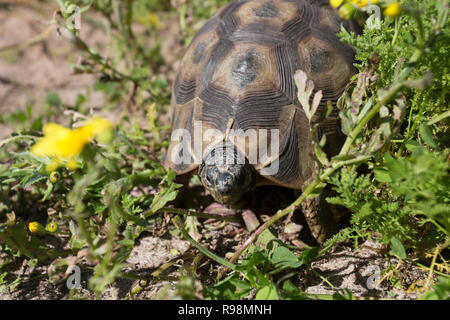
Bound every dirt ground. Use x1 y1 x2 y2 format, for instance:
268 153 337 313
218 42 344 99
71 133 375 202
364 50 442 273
0 2 434 300
0 232 431 300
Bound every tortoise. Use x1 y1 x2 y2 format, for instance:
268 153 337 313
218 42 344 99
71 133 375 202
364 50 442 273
163 0 358 243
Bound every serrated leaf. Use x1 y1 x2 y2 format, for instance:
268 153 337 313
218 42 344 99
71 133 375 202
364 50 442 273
419 123 438 149
149 183 179 214
23 173 47 188
294 70 314 120
383 153 403 182
314 144 330 167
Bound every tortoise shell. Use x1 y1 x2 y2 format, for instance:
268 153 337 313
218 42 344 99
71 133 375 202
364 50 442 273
164 0 356 189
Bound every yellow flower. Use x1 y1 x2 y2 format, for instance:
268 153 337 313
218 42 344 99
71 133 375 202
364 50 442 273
49 171 61 183
384 2 401 18
31 117 113 172
77 118 114 144
45 222 59 233
351 0 379 7
138 13 161 29
148 13 161 29
28 221 44 233
339 3 357 20
330 0 344 8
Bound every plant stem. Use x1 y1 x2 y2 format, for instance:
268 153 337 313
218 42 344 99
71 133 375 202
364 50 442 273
391 18 400 46
0 135 38 148
339 82 404 156
309 267 336 289
172 216 237 271
152 207 242 222
428 109 450 125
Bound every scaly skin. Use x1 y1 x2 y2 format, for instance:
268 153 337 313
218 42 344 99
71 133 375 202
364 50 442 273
300 191 337 245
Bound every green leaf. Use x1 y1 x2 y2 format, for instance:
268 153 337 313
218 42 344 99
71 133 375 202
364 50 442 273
420 277 450 300
149 183 179 213
374 168 392 183
255 284 279 300
298 246 320 264
282 280 299 295
405 140 422 151
270 246 302 269
69 221 84 251
24 171 47 186
41 182 53 202
419 123 438 149
307 182 326 199
390 237 406 259
314 144 330 167
229 279 252 291
254 228 277 251
356 98 374 122
332 288 354 300
383 153 404 182
46 92 62 108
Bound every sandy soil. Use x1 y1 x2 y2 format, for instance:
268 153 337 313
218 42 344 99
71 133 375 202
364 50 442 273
0 1 106 139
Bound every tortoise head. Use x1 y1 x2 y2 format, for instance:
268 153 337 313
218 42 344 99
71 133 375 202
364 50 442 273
199 141 255 204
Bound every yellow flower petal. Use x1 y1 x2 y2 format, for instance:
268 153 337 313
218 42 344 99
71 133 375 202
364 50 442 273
384 2 401 18
77 118 113 143
31 124 69 157
31 123 87 158
66 158 80 170
83 118 113 135
31 117 113 171
148 13 161 29
28 221 43 233
339 3 357 20
45 158 62 173
330 0 344 8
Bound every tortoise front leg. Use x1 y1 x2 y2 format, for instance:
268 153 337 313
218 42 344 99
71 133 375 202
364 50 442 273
300 192 337 245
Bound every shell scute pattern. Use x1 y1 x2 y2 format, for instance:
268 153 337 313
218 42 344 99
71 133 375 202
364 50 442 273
168 0 356 187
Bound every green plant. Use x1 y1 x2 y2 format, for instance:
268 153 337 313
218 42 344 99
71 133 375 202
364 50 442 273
0 0 448 300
